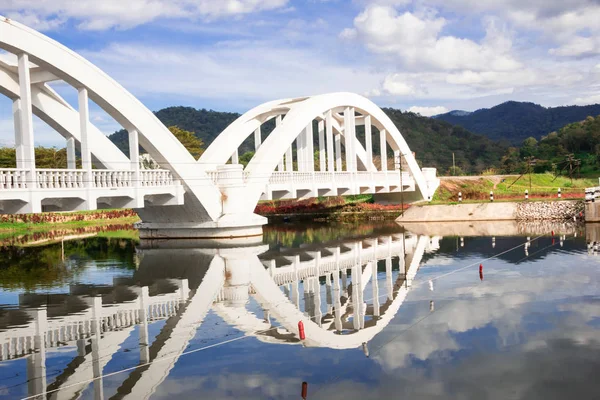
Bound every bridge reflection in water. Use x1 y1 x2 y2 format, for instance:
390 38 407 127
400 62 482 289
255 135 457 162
0 229 440 400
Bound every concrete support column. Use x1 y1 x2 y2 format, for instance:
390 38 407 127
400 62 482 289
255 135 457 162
351 263 361 330
380 128 387 171
296 129 305 172
27 309 47 399
216 164 248 217
17 54 35 175
333 264 342 333
344 107 356 172
78 88 92 179
91 296 104 400
385 256 393 300
222 252 251 307
285 146 293 172
79 87 96 209
326 110 334 172
335 133 342 171
129 129 144 208
276 115 284 171
292 255 300 307
365 115 373 169
305 122 314 172
138 286 150 364
254 126 261 151
231 148 239 164
371 259 380 316
66 137 76 169
394 150 400 171
318 120 325 171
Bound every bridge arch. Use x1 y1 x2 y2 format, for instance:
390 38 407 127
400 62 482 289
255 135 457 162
0 16 222 219
0 16 438 237
0 60 129 169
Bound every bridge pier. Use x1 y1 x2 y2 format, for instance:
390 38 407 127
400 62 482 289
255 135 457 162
136 165 267 239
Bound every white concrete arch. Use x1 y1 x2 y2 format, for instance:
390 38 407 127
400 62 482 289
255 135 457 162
207 93 436 216
200 94 384 173
245 93 428 196
0 15 438 237
0 62 129 169
246 235 428 349
0 16 222 220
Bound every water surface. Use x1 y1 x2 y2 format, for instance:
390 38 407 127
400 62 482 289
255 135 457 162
0 221 599 399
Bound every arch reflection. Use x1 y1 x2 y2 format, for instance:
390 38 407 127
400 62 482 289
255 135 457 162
0 231 439 399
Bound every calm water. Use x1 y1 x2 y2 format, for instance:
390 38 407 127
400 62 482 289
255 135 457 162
1 221 599 399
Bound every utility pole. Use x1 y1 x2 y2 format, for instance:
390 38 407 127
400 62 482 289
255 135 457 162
396 152 404 213
452 152 456 176
524 156 536 192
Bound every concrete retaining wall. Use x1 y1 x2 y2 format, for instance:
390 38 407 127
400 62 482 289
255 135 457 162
398 200 582 223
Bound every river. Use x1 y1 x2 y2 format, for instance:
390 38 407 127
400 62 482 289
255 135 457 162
0 221 599 399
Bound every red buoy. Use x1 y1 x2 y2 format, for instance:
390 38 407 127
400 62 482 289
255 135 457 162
551 230 554 237
479 264 483 272
479 270 484 281
301 382 308 399
298 321 306 340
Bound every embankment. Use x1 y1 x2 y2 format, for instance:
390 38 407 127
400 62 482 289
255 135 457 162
398 200 584 223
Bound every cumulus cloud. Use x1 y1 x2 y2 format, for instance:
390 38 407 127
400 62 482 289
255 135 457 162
79 41 381 107
1 0 290 30
381 74 418 96
344 5 520 72
573 94 600 106
407 106 448 116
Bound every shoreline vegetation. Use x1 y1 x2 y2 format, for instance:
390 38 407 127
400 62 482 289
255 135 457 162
0 173 594 235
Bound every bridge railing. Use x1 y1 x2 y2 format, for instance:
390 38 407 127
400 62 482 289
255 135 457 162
140 169 175 187
0 168 28 189
267 170 412 186
37 169 85 189
0 168 178 190
93 170 133 188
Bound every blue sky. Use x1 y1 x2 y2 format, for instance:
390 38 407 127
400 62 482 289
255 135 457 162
1 0 600 146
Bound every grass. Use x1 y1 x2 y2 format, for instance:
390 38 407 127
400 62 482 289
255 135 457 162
432 173 595 204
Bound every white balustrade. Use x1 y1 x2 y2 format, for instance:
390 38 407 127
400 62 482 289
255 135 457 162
207 170 219 185
0 168 28 189
92 170 133 188
140 169 174 187
36 169 85 189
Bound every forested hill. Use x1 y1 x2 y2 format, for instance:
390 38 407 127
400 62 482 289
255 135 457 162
435 101 600 144
107 107 240 156
107 106 507 175
382 108 506 174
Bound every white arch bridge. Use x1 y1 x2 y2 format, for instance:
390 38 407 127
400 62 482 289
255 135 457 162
0 17 439 238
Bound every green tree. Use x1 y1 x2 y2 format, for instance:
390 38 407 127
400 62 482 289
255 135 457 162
239 151 255 167
168 126 205 160
35 147 68 168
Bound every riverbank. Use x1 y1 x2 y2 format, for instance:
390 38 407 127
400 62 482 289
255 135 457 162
399 200 584 223
434 174 594 203
0 209 139 236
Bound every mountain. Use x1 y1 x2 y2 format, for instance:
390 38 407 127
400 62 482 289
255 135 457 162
501 115 600 174
435 101 600 144
107 106 508 174
107 107 241 157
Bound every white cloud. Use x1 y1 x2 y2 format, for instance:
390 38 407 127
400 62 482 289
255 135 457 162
407 106 448 116
80 41 382 107
550 36 600 57
1 0 290 31
382 74 418 95
345 6 521 72
573 94 600 106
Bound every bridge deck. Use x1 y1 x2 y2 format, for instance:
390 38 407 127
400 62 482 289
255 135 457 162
0 168 183 213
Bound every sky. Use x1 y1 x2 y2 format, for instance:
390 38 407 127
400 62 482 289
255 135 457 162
1 0 600 146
